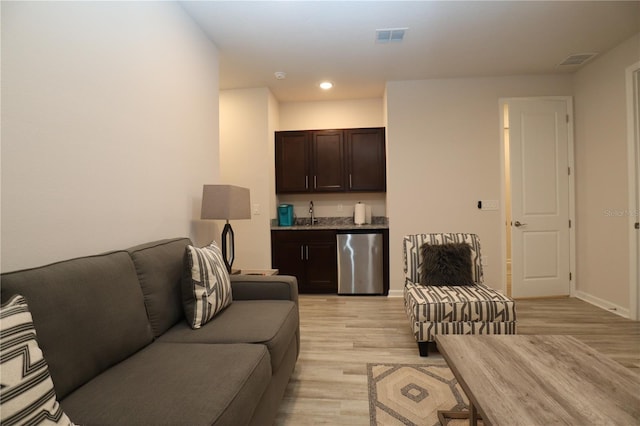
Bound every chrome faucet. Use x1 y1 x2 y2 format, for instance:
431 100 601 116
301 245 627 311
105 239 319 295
309 201 318 225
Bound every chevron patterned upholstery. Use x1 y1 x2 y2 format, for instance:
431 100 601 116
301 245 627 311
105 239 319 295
0 295 74 426
403 233 517 354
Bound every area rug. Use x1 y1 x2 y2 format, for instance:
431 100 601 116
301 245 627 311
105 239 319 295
367 363 481 426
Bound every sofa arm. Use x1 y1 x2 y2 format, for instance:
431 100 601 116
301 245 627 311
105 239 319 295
230 275 298 303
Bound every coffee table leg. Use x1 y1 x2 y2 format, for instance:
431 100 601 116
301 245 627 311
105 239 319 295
470 402 479 426
437 405 482 426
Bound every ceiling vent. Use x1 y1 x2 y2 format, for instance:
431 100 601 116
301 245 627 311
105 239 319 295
376 28 407 44
558 53 597 67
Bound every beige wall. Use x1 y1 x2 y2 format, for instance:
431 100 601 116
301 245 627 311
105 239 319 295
1 2 220 271
6 2 634 314
573 33 640 312
219 95 386 268
268 90 280 226
277 98 387 220
386 75 573 295
279 98 384 130
219 88 276 269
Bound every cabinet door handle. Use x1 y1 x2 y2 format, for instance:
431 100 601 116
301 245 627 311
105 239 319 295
305 245 309 260
305 176 308 189
314 176 317 189
300 246 304 260
349 174 353 188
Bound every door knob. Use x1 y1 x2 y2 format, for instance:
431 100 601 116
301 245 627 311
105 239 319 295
514 221 527 227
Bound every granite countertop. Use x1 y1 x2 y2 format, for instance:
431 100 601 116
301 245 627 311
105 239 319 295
271 216 388 231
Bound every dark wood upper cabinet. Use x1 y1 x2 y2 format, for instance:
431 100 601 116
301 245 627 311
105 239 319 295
345 128 386 192
312 130 345 192
275 131 310 193
275 127 386 194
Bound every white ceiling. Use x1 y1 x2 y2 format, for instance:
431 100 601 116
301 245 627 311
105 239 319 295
181 1 640 102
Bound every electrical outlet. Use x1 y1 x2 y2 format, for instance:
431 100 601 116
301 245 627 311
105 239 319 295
252 203 260 215
337 204 343 212
481 255 488 266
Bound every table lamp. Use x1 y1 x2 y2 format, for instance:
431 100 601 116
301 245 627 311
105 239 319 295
201 184 251 273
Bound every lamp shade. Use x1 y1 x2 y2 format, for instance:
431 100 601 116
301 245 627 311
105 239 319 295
201 185 251 220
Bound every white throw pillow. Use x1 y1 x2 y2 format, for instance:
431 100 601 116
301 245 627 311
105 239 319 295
0 295 75 426
182 241 233 329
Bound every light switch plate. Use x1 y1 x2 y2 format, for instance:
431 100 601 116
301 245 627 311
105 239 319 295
481 200 499 211
252 203 260 215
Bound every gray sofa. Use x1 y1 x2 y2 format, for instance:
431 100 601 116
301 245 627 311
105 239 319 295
0 237 299 425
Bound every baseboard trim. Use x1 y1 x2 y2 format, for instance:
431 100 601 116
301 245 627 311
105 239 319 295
388 289 404 298
574 290 630 318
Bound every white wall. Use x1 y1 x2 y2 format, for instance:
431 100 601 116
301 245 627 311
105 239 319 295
386 75 573 294
573 33 640 312
219 88 276 270
1 2 220 271
277 98 387 220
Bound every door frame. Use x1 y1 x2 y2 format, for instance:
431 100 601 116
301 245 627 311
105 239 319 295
626 61 640 320
498 96 576 298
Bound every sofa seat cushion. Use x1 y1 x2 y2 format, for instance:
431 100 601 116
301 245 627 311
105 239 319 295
60 342 271 426
405 282 516 323
159 300 298 372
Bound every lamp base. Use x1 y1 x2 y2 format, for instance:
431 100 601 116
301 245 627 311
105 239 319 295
221 221 234 273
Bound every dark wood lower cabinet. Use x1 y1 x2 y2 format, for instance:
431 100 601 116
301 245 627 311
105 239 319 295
271 230 337 294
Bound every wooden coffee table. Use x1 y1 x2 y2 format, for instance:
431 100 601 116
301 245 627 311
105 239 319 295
435 335 640 426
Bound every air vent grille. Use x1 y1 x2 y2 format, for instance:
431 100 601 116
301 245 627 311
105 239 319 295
376 28 407 43
559 53 597 66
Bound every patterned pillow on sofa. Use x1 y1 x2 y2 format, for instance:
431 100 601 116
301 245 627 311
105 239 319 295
182 241 232 329
0 295 74 426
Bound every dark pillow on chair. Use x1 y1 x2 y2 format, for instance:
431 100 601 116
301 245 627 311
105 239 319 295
420 242 475 286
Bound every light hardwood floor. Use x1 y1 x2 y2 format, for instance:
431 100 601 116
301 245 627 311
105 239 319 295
275 295 640 425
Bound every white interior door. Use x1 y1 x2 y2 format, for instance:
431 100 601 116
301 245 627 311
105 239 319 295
636 70 640 320
628 63 640 319
508 98 571 298
635 74 640 318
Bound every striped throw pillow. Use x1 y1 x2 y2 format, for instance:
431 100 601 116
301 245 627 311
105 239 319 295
182 241 233 329
0 295 74 426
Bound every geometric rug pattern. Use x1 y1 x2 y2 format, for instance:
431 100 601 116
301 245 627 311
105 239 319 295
367 363 477 426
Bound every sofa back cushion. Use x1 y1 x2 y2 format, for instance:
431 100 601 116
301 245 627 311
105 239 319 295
0 251 153 399
127 238 191 337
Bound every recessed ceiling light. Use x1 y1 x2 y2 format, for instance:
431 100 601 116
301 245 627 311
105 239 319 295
274 71 286 80
319 81 333 90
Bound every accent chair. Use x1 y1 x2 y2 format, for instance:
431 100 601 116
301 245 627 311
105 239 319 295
403 233 517 356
